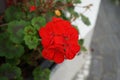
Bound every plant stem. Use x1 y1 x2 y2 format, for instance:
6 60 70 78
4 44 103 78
35 47 42 59
0 23 8 27
34 0 36 6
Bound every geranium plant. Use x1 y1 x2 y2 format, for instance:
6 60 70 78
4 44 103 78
0 0 90 80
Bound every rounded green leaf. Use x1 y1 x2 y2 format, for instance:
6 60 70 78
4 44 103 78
33 67 50 80
0 63 22 80
5 6 25 22
1 44 24 59
0 33 24 59
24 35 39 49
31 16 46 30
0 77 8 80
6 58 20 66
7 20 28 43
0 32 9 57
24 25 36 36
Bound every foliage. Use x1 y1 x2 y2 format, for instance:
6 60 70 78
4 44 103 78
4 6 25 22
0 63 22 80
0 32 24 59
33 67 50 80
7 20 28 43
31 16 46 30
80 14 91 26
0 0 90 80
79 39 87 52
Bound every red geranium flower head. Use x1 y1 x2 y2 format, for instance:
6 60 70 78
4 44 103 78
29 5 36 12
39 17 80 63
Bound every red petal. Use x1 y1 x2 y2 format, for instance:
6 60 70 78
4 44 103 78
71 44 80 54
54 52 64 63
42 48 55 60
39 27 49 39
66 27 79 41
65 44 80 59
41 39 51 48
54 36 64 45
65 48 76 59
39 27 53 47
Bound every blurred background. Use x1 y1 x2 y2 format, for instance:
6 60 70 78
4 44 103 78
86 0 120 80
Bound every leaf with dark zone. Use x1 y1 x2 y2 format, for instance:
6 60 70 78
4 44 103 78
5 6 24 22
0 63 22 80
0 32 24 59
7 20 28 43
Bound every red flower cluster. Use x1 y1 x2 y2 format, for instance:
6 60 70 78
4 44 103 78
29 6 36 12
39 17 80 63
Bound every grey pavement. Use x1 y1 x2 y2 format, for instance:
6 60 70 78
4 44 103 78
86 0 120 80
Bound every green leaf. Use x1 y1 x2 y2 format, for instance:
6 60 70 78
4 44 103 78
73 0 81 3
24 25 36 36
7 20 28 43
80 14 91 26
67 6 74 13
5 6 24 22
6 58 20 66
0 32 9 57
78 39 87 52
0 63 21 80
33 67 50 80
36 0 41 7
78 39 84 46
66 0 72 3
67 6 79 19
31 16 46 30
24 36 39 49
0 77 8 80
0 33 24 59
81 46 87 52
55 0 63 2
27 12 36 20
9 44 24 59
72 12 79 18
7 20 27 43
0 43 24 59
15 76 23 80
